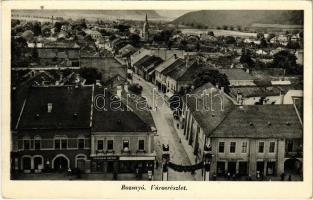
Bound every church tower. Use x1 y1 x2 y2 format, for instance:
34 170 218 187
142 13 149 41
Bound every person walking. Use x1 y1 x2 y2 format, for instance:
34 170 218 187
288 175 292 181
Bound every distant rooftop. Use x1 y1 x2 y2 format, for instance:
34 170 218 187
218 68 256 81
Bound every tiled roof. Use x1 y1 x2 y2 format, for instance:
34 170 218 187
140 56 164 71
218 68 256 81
17 85 93 129
229 86 283 98
162 58 185 76
184 82 235 136
155 56 180 73
211 104 302 139
133 55 151 69
92 86 152 132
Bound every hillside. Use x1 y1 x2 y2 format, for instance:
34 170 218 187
12 10 162 21
172 10 304 27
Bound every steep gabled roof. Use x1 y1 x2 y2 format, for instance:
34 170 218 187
92 86 153 132
17 85 93 130
184 82 235 135
211 104 302 139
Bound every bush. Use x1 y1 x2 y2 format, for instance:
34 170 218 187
128 83 143 95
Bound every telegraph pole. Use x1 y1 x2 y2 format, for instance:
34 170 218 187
203 144 212 181
162 144 170 181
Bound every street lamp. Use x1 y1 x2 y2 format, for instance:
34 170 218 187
203 144 213 181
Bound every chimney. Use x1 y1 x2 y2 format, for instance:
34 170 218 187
116 85 122 98
47 103 53 113
185 57 189 69
279 91 284 104
174 54 177 59
59 73 63 81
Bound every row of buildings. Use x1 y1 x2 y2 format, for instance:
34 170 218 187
179 82 303 178
11 84 156 178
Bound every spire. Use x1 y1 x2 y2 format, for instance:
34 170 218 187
145 13 148 22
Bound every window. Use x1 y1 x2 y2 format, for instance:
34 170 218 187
230 142 236 153
23 140 31 150
107 140 113 150
242 141 247 153
123 140 129 149
218 142 224 153
258 142 264 153
61 139 67 149
97 140 104 150
287 140 293 152
78 139 85 149
54 139 60 149
269 142 275 153
34 139 41 150
138 140 145 150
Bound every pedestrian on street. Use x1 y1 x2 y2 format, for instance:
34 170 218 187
281 173 285 181
227 172 231 180
288 175 292 181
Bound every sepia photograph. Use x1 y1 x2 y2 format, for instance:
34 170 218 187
10 8 305 182
2 0 312 199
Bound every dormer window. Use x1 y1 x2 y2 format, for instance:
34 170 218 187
47 103 53 113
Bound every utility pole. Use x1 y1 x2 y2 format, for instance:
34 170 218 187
203 144 212 181
162 144 170 181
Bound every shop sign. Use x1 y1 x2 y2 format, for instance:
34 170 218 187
94 156 119 160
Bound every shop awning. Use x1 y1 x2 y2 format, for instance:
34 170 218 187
119 156 155 161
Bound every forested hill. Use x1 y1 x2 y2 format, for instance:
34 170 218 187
172 10 304 27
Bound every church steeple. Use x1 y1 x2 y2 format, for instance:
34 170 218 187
142 13 149 41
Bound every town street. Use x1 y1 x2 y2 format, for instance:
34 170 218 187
132 74 196 181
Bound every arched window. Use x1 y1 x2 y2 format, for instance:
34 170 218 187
75 154 87 169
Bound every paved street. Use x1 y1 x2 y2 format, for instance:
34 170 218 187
132 74 196 181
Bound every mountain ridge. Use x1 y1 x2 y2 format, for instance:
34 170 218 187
172 10 304 27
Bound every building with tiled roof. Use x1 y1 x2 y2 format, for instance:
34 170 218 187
11 84 156 178
133 55 163 83
218 68 256 86
90 86 156 174
181 83 303 180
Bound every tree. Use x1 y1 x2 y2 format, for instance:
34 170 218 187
41 25 51 37
33 22 42 36
79 67 102 84
267 33 276 42
207 31 214 36
54 22 62 33
115 24 130 33
128 83 143 95
222 25 228 30
129 33 141 47
193 69 230 94
224 36 236 44
272 50 301 74
240 48 254 67
260 38 268 48
256 32 264 39
286 41 300 50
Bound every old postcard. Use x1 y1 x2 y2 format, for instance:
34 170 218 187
1 0 312 199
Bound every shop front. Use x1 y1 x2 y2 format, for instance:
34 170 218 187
91 156 155 176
